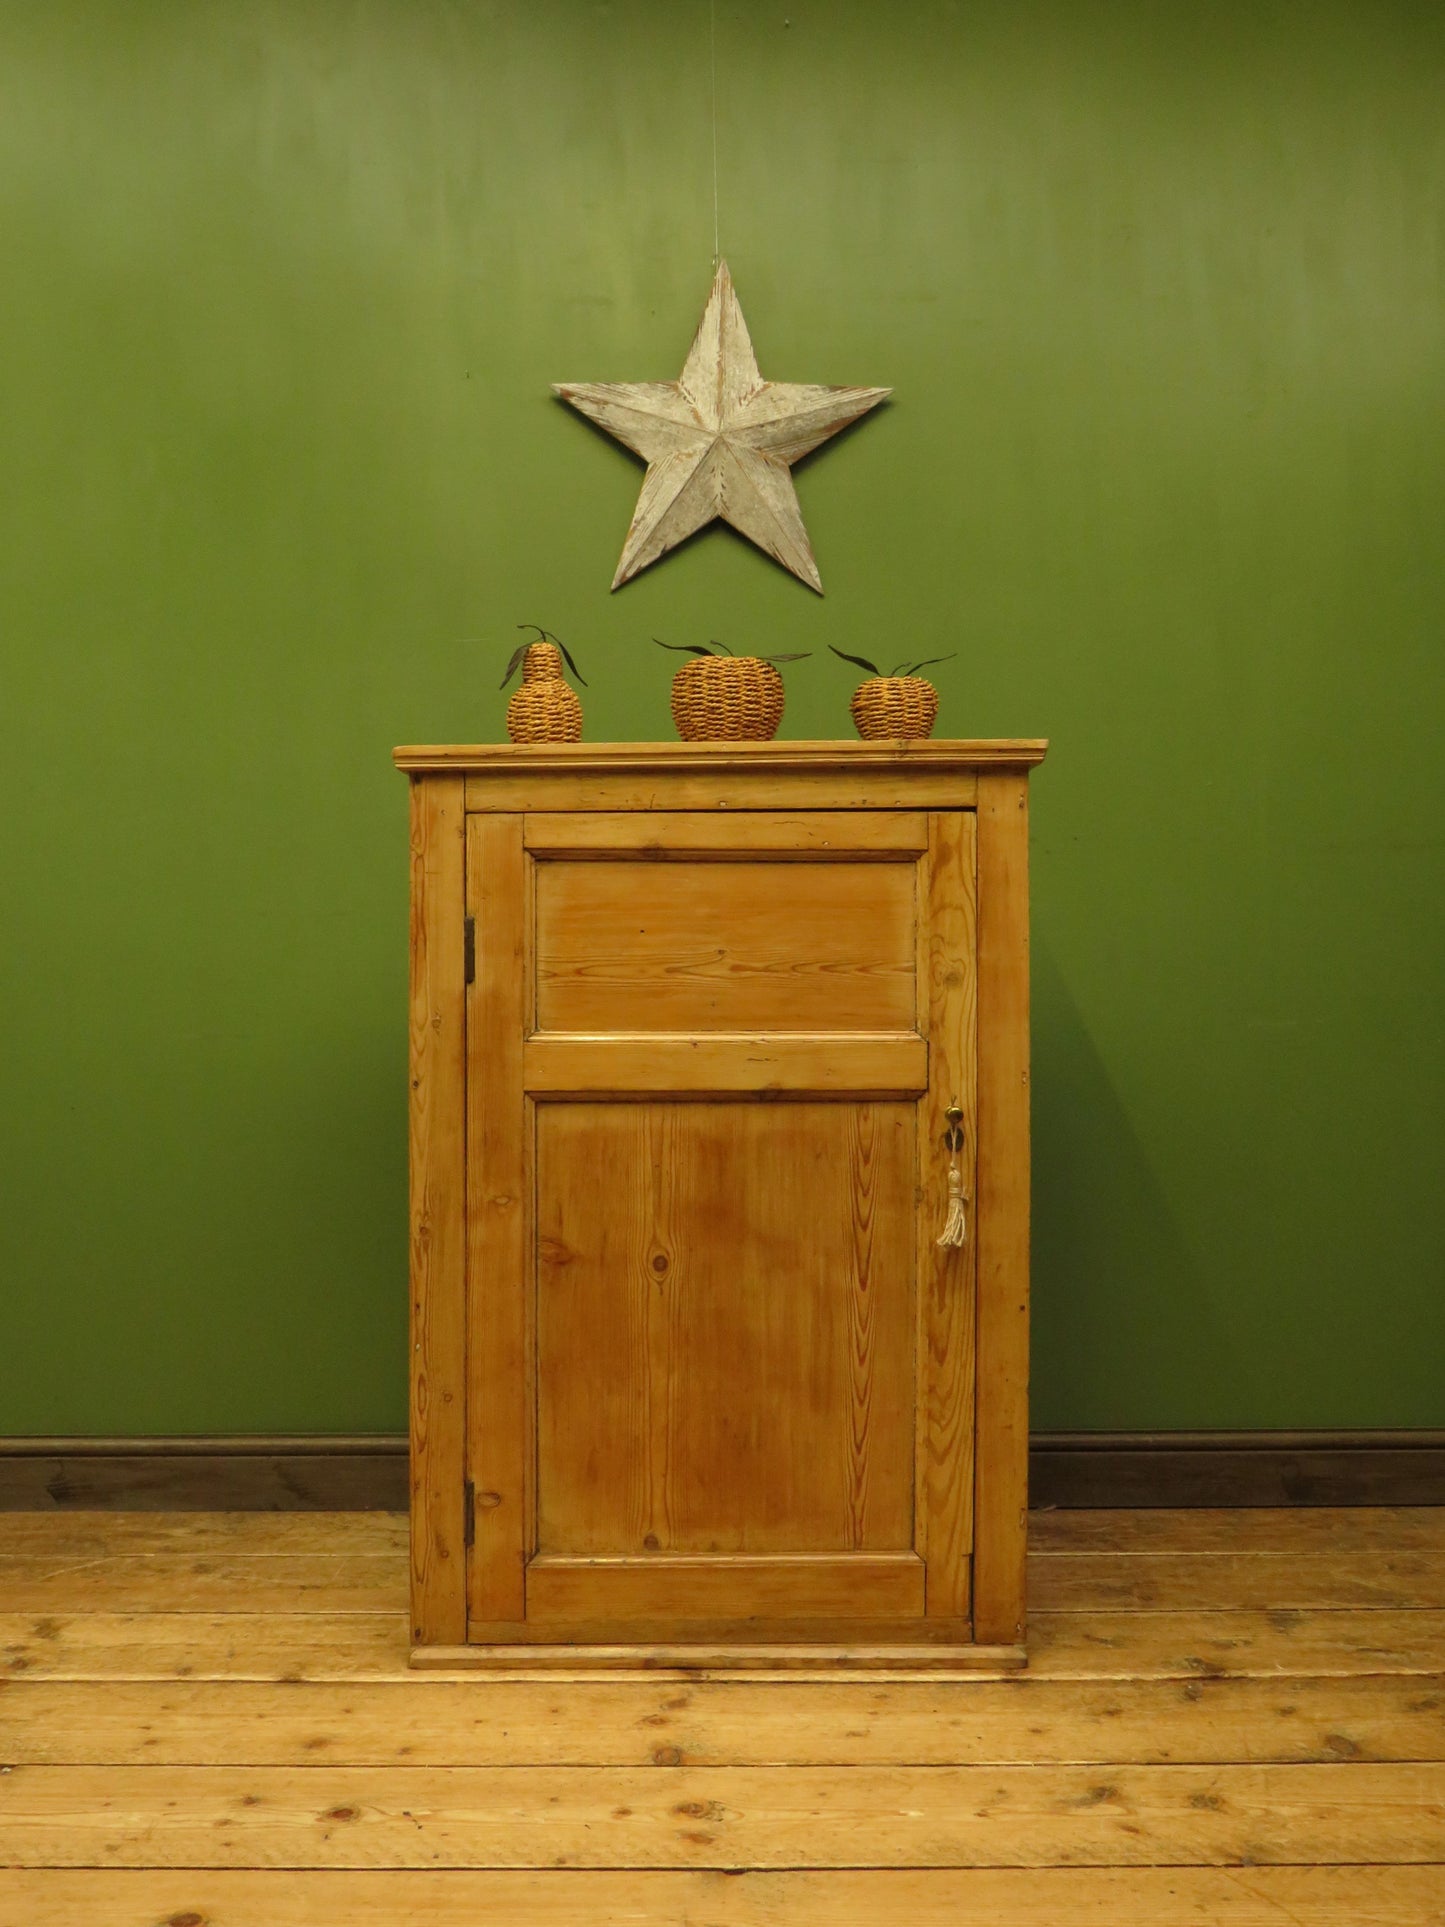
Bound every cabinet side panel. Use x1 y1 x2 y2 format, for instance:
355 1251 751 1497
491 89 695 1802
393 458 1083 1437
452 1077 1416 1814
973 773 1032 1645
407 775 468 1646
917 812 978 1618
465 815 529 1624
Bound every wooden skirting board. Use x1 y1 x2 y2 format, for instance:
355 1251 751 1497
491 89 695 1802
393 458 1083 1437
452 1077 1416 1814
0 1437 412 1512
0 1431 1440 1510
1033 1430 1445 1508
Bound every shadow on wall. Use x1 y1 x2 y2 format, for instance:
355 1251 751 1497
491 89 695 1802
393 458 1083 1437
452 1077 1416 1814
1029 938 1239 1431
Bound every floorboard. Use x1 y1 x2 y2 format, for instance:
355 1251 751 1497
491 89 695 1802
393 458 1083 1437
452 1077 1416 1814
0 1507 1441 1923
2 1672 1440 1766
4 1865 1443 1927
6 1606 1444 1680
4 1759 1442 1868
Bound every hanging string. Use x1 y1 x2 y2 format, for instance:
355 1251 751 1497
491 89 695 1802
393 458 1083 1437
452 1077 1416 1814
709 0 720 261
936 1106 968 1249
936 1162 967 1248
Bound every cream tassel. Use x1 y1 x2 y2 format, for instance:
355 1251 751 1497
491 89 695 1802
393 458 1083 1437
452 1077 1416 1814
936 1162 967 1248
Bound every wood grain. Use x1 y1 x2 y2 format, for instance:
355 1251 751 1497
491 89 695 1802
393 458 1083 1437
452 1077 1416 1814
523 1554 925 1622
0 1511 412 1557
6 1545 1445 1621
40 1504 1440 1561
409 743 1040 1658
1034 1550 1445 1612
411 1636 1013 1671
7 1867 1444 1927
474 771 996 811
523 810 929 854
1030 1507 1445 1554
5 1432 1435 1515
392 739 1050 775
428 738 1041 821
2 1761 1439 1868
534 855 917 1033
7 1609 1444 1682
5 1503 1444 1927
5 1541 1444 1617
534 1103 917 1564
973 772 1032 1645
465 814 530 1625
917 809 977 1618
6 1672 1440 1767
406 775 468 1646
0 1553 405 1614
521 1032 928 1095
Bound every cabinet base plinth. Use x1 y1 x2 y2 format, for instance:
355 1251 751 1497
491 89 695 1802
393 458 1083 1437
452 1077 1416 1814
409 1641 1028 1675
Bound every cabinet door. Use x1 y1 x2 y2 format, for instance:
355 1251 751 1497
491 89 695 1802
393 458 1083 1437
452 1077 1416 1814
464 809 976 1644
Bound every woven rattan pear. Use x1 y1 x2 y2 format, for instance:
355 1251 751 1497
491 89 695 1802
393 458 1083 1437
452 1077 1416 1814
655 639 809 742
830 646 954 741
501 627 586 743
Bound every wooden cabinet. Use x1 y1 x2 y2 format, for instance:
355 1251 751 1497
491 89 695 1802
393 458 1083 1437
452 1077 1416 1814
395 740 1046 1669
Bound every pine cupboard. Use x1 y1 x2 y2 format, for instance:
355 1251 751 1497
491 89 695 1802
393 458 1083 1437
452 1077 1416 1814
395 740 1046 1669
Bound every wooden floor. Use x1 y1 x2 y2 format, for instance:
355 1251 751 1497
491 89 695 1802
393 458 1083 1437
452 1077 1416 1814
0 1508 1442 1924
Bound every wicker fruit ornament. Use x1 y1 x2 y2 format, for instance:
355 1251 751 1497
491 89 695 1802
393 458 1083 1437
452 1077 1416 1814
829 646 955 741
501 626 586 743
655 639 809 742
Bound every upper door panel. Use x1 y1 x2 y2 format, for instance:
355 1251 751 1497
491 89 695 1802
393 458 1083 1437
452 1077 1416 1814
527 809 925 1042
536 858 917 1034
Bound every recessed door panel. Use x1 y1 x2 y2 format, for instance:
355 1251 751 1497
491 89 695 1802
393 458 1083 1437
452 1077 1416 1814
535 1100 917 1558
534 858 917 1033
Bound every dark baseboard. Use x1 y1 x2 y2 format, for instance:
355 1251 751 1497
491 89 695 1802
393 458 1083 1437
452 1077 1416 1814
0 1431 1440 1511
0 1436 411 1511
1030 1430 1445 1508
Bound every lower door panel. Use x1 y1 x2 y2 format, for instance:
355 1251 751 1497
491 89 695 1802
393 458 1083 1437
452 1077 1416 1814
535 1102 918 1600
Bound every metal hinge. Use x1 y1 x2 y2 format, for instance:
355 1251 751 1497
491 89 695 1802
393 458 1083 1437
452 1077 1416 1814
463 1478 476 1549
463 916 476 986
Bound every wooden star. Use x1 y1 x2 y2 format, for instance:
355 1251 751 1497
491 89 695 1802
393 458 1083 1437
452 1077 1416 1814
554 261 890 594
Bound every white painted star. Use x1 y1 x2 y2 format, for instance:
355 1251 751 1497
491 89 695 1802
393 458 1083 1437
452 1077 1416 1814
554 261 890 594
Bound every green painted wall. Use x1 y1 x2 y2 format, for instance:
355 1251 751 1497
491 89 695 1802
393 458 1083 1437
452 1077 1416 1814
2 0 1441 1435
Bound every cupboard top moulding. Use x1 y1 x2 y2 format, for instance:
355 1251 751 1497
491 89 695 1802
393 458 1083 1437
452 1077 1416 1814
392 738 1048 814
396 739 1047 1675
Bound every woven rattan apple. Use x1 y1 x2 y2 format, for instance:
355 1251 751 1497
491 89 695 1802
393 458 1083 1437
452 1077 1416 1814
830 646 954 740
500 625 587 743
655 639 809 742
